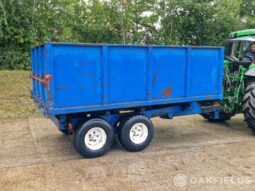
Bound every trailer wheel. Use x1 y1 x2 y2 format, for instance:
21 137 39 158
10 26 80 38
118 115 154 152
242 82 255 132
73 118 114 158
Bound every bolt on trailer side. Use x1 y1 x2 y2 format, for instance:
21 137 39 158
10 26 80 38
31 42 224 158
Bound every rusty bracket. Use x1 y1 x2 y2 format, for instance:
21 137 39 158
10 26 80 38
32 74 52 88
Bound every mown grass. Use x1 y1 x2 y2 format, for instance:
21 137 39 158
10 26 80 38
0 70 39 119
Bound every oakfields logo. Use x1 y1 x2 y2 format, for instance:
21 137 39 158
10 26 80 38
174 174 188 187
174 174 252 187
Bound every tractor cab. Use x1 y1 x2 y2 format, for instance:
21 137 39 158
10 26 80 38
224 29 255 67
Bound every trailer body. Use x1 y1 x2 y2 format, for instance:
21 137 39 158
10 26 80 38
32 42 223 115
31 42 224 157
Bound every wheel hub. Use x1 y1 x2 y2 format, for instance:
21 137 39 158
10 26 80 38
129 123 148 144
84 127 107 150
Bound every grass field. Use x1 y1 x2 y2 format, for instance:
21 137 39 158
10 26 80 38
0 70 39 118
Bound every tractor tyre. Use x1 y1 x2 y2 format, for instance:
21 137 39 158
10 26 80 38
242 82 255 132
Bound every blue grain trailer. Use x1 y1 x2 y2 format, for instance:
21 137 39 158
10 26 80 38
31 42 224 158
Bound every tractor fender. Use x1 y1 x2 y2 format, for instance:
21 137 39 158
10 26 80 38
245 68 255 77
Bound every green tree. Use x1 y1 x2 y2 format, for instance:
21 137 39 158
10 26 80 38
0 0 254 70
240 0 255 27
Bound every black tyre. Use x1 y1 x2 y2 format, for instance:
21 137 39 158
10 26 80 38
242 82 255 132
59 129 71 135
73 118 114 158
201 112 232 122
118 115 154 152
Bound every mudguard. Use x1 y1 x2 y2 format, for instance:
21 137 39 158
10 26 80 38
245 68 255 77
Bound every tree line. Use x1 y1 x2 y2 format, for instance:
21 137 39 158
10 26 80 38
0 0 254 70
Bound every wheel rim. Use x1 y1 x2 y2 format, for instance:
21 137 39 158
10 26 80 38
129 123 148 144
84 127 107 150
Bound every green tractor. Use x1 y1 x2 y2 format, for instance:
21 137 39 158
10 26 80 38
202 29 255 132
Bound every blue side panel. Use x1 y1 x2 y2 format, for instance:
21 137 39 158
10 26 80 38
107 46 147 103
31 49 35 96
31 42 224 116
32 46 47 105
52 45 102 107
39 47 46 104
189 48 220 96
151 47 186 99
38 48 42 102
42 47 47 104
34 48 39 98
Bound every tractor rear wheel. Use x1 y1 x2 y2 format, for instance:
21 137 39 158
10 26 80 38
242 82 255 132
